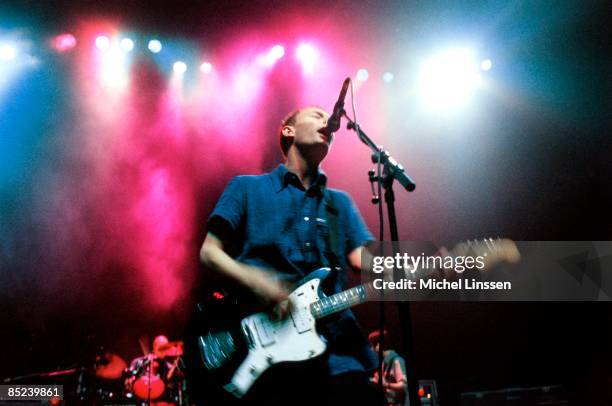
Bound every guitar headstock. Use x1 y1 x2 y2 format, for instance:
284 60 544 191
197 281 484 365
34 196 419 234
449 238 520 271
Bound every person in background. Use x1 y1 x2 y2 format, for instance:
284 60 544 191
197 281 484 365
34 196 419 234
369 329 408 406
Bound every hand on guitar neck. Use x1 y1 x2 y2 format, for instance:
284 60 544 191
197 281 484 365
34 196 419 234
419 238 520 279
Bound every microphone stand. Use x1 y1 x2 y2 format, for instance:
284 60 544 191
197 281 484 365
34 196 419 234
342 111 419 406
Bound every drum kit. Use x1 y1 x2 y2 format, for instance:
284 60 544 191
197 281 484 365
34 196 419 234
3 341 187 405
123 341 186 405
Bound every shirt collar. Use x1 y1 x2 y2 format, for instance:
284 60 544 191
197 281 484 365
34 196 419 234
273 164 328 194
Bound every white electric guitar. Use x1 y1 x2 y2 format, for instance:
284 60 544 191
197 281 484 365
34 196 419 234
197 238 519 398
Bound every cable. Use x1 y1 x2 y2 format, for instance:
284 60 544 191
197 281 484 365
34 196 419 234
349 79 358 124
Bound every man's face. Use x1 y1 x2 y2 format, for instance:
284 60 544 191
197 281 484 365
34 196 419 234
288 106 333 157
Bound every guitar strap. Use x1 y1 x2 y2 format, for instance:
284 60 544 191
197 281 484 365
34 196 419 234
322 188 342 274
321 188 378 374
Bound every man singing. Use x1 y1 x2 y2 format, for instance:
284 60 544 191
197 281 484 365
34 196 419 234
200 106 381 404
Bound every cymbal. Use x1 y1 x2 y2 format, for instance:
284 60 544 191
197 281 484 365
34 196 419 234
155 341 184 358
95 353 127 379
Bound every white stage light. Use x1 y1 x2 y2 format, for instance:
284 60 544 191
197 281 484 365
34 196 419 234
296 43 318 75
0 44 17 61
200 62 213 73
148 39 162 53
356 68 369 81
481 59 492 71
173 61 187 74
417 48 482 112
120 38 135 52
95 35 111 51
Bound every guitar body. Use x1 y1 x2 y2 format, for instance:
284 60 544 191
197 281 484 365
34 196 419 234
197 268 331 398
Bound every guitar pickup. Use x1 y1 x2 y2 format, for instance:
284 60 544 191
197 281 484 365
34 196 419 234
290 307 312 334
251 317 276 347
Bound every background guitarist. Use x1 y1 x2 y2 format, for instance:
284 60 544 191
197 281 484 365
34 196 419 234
199 106 383 404
368 329 408 406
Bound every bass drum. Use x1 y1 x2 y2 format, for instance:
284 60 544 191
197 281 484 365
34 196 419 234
125 355 166 401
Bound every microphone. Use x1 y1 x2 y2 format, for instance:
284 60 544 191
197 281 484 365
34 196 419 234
321 77 350 135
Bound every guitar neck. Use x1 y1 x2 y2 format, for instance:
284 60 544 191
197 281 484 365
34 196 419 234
309 284 370 319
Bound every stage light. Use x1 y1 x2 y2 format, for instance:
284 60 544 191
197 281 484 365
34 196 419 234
296 43 318 75
173 61 187 74
263 45 285 67
148 39 162 53
356 68 369 81
270 45 285 59
382 72 394 83
481 59 492 71
0 44 17 61
51 33 77 52
120 38 134 52
200 61 213 74
95 35 110 51
417 48 482 112
99 47 129 88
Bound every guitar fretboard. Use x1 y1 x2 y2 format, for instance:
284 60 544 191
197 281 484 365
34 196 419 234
309 285 367 319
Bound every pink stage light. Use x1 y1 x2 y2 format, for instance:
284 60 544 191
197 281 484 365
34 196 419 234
262 45 285 67
296 43 318 75
51 33 77 52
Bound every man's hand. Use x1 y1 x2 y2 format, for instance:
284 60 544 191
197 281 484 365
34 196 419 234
246 266 292 319
201 232 293 319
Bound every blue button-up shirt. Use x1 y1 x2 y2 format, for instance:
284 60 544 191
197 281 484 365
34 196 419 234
208 164 377 375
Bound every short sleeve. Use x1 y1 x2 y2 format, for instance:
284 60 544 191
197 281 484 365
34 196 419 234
343 193 375 254
207 177 245 236
392 358 407 383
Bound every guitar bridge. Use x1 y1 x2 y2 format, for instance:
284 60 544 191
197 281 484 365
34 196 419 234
252 317 276 347
242 323 256 349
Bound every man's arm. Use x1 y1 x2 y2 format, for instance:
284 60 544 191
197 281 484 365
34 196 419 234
385 359 408 391
347 246 367 272
343 191 375 273
200 232 290 313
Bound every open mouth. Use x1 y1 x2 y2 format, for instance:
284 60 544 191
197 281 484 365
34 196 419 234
318 128 333 142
